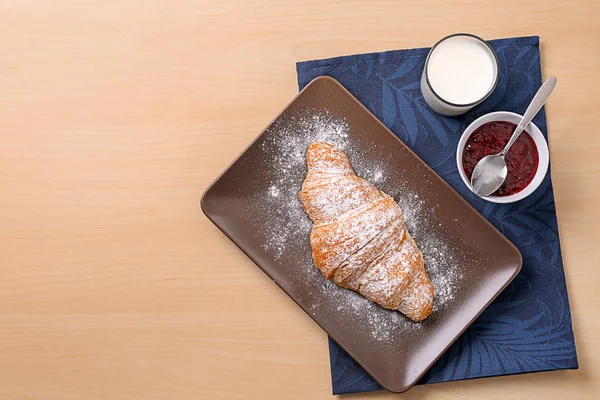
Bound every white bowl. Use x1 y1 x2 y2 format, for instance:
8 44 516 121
456 111 549 203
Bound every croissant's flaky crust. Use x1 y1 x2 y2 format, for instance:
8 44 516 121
298 141 434 322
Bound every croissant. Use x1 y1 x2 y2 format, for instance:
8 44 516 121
298 141 434 321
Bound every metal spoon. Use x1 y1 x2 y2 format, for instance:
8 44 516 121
470 76 557 197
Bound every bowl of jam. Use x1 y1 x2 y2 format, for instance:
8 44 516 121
457 111 549 203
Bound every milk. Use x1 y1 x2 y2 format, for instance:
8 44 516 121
421 35 498 116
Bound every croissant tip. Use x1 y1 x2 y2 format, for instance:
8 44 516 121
417 306 433 322
405 306 433 322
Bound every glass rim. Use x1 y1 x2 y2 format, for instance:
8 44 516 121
424 33 500 108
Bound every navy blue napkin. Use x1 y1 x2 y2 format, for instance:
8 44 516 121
296 36 578 395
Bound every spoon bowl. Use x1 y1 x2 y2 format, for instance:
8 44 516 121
470 154 508 196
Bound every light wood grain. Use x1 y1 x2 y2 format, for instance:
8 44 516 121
0 0 599 399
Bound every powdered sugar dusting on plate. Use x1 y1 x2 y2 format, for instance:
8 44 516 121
252 109 464 340
256 111 349 257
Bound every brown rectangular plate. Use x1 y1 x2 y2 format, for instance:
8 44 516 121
201 76 522 393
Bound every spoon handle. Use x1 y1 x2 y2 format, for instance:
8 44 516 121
500 76 557 156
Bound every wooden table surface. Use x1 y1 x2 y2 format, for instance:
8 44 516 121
1 1 599 399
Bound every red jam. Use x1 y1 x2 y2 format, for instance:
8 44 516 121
462 121 539 196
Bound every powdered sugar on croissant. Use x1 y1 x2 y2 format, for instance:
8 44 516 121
298 141 434 321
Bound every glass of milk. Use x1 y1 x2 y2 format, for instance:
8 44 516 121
421 34 499 116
